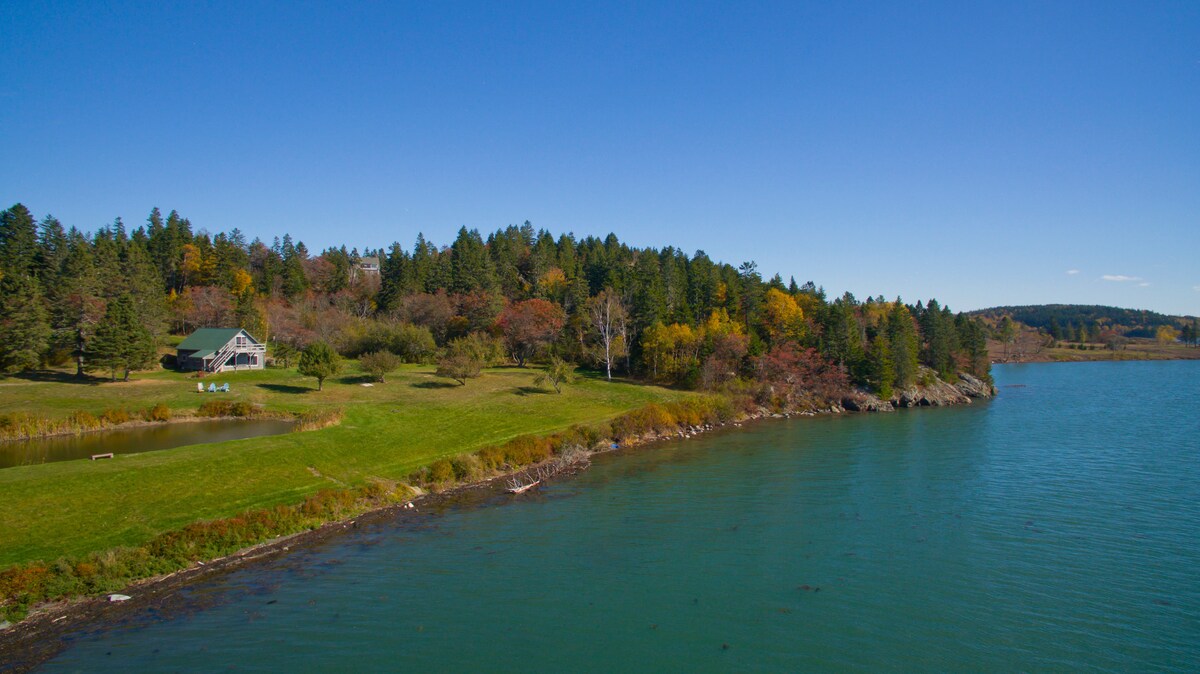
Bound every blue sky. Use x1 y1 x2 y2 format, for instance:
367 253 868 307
2 1 1197 315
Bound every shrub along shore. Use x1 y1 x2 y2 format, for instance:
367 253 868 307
0 367 992 626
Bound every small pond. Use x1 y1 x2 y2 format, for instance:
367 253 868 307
0 418 296 468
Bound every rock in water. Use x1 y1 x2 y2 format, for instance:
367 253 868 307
108 594 131 602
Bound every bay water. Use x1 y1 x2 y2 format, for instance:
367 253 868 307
37 361 1200 671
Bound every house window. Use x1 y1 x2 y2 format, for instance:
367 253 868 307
236 335 247 347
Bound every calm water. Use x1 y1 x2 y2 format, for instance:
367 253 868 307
37 362 1200 672
0 419 295 468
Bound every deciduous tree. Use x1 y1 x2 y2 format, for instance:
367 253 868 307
498 298 566 366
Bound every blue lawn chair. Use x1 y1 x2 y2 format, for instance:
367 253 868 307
208 383 217 393
221 383 230 393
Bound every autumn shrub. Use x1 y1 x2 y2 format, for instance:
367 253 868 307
560 424 604 451
610 404 679 440
70 410 102 431
198 400 232 417
198 401 259 418
144 403 172 422
428 459 456 485
449 454 484 481
100 408 131 425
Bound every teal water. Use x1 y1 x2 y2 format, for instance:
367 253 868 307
36 362 1200 671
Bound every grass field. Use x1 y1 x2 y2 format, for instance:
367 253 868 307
0 365 688 567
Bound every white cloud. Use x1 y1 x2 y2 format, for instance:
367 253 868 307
1101 274 1142 282
1066 269 1080 275
1138 282 1151 287
1194 285 1200 293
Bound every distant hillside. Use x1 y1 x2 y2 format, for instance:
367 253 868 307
969 304 1191 339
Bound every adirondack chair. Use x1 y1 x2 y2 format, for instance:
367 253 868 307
208 383 217 393
220 383 230 393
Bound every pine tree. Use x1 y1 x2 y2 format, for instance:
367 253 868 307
866 329 895 398
449 227 496 293
51 231 104 377
0 203 39 277
887 302 920 389
121 241 166 336
0 274 51 373
87 293 157 381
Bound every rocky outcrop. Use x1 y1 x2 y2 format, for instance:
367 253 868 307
891 368 997 408
953 372 997 399
842 392 895 412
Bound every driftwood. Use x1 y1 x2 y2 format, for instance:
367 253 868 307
505 450 591 494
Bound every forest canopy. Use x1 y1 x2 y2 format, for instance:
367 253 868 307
0 203 992 398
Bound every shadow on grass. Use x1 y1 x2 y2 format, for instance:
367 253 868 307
411 381 459 390
8 370 107 385
512 386 551 396
257 383 312 394
338 374 375 385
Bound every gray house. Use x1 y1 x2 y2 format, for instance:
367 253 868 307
176 328 266 373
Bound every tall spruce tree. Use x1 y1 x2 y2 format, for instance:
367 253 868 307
449 227 496 293
887 302 920 389
0 273 51 373
0 203 39 278
87 293 157 381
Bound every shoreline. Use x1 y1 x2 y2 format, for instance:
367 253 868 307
0 381 994 671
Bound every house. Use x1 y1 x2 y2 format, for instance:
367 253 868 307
358 256 380 273
176 328 266 373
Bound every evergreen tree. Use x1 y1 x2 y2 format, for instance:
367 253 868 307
0 203 39 277
87 293 156 381
449 227 496 293
378 242 410 312
887 302 920 388
51 231 104 377
36 215 68 289
919 299 953 377
121 240 166 336
866 329 894 398
279 234 309 297
0 273 51 373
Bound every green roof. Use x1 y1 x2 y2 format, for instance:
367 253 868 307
177 328 249 353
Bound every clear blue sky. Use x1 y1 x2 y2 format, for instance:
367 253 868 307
2 1 1197 315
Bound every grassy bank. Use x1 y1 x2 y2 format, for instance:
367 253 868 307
0 365 688 568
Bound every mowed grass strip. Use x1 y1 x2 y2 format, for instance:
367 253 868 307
0 365 687 566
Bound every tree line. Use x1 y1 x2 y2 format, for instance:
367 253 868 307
0 203 991 399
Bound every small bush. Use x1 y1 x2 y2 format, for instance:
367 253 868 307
100 408 131 425
70 410 102 431
360 351 402 382
144 403 172 422
428 459 455 484
450 454 484 481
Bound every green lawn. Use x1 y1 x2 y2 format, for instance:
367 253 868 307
0 365 687 567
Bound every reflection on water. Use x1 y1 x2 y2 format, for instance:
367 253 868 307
0 418 295 468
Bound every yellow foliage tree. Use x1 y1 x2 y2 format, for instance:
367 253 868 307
763 288 806 343
1156 325 1179 345
230 268 254 296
